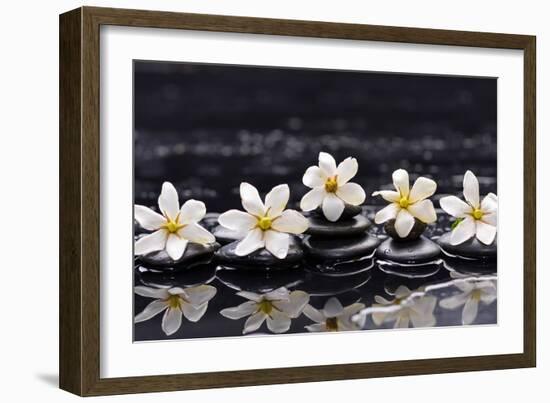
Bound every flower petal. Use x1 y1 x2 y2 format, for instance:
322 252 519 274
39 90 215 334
134 205 165 230
266 310 291 333
463 170 480 208
264 184 289 219
303 304 325 323
273 291 309 318
235 228 265 256
394 314 411 329
374 203 400 224
218 209 257 232
135 229 167 256
305 323 326 332
236 291 263 302
372 190 400 203
264 287 291 301
439 293 468 310
394 209 415 238
182 302 208 322
178 223 215 245
450 216 476 245
161 307 183 336
303 166 326 188
240 182 265 216
481 193 498 213
134 286 170 299
165 234 188 260
158 182 180 220
462 296 479 325
392 169 409 197
300 187 325 211
182 285 217 306
243 311 266 334
475 221 497 245
439 195 471 218
409 177 437 203
318 151 337 177
336 182 366 206
220 301 258 319
481 211 497 226
179 199 206 224
335 157 358 185
322 193 345 222
271 210 309 234
395 285 412 299
323 297 344 317
134 299 167 323
409 310 436 328
407 199 437 223
264 230 290 259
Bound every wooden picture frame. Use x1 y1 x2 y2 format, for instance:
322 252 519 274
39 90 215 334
59 6 536 396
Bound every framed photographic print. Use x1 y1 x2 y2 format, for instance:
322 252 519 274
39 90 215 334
59 6 536 396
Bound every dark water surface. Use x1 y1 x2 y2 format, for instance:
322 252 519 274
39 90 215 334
133 61 497 341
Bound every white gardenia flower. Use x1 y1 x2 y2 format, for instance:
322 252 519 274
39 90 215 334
439 280 497 325
372 169 437 238
300 152 366 222
371 286 437 329
220 287 309 334
218 183 308 259
439 170 498 246
303 298 365 332
134 285 217 336
134 182 215 260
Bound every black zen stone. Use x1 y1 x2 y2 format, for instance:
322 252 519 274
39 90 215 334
437 232 497 260
306 215 370 237
212 225 242 245
376 236 441 264
313 203 363 220
303 233 380 260
138 242 221 268
384 218 427 241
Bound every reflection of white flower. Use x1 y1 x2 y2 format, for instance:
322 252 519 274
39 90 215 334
303 298 365 332
218 183 308 259
220 287 309 334
371 286 437 328
134 285 217 336
372 169 437 238
134 182 215 260
439 280 497 325
300 152 366 222
440 170 498 245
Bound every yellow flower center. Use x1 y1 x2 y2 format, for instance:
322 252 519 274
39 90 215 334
166 295 182 309
325 317 339 331
257 216 272 231
399 196 410 209
259 300 273 315
472 208 483 220
163 218 184 234
324 177 338 193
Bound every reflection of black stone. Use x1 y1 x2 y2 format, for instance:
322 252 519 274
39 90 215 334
305 255 375 277
138 242 221 268
303 233 380 260
378 261 441 278
201 212 221 231
306 215 370 237
376 236 441 264
313 203 362 220
437 232 496 260
136 261 217 287
212 225 242 245
301 271 371 296
216 266 307 293
215 237 304 268
384 218 427 241
442 257 497 276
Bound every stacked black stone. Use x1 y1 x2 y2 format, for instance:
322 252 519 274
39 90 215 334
302 204 381 261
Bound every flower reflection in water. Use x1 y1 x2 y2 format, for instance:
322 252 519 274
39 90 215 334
439 278 497 325
220 287 309 334
134 284 217 336
361 285 437 329
304 297 365 332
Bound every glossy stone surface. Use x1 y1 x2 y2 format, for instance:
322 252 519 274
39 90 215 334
313 203 362 220
437 232 497 260
303 233 380 260
215 237 304 267
384 218 427 241
376 236 441 264
305 215 370 237
212 225 242 245
138 241 221 268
